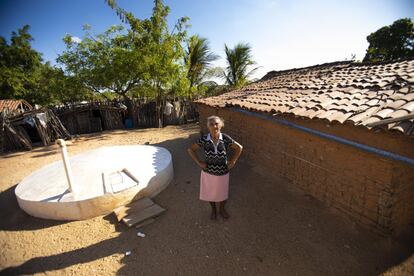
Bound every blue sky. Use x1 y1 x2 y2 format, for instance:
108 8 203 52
1 0 413 80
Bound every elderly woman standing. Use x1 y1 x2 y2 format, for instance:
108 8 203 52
188 116 243 220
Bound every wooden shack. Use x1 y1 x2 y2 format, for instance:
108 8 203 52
54 101 126 134
0 99 33 114
0 108 71 152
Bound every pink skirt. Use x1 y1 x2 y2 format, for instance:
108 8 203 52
200 171 229 202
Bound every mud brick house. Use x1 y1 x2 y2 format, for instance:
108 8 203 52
196 59 414 236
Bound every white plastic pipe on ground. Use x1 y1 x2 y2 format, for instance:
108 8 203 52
56 139 76 197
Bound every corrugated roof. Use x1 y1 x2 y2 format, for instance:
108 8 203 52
196 59 414 135
0 99 33 113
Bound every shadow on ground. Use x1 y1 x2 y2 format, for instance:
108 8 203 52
0 185 67 231
1 128 413 275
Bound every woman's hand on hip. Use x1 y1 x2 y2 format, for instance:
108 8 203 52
199 162 207 169
227 160 236 170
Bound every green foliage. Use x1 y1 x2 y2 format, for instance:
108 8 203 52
58 24 145 99
97 91 118 100
129 84 156 99
32 64 94 105
103 0 190 126
0 25 92 105
60 1 190 101
0 25 42 101
222 42 258 88
42 65 99 105
140 0 190 98
197 81 231 98
364 18 414 62
185 35 218 92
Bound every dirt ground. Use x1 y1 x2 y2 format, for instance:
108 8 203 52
0 123 413 275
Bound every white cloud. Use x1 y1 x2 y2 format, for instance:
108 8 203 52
71 36 82 44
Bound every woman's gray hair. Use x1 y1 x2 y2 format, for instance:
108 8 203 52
207 115 224 128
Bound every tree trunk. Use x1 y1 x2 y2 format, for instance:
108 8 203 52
155 93 163 128
123 95 134 128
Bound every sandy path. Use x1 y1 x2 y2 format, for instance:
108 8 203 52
0 123 413 275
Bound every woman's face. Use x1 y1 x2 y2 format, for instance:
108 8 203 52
208 119 221 135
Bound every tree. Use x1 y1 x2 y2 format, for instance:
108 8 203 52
57 24 148 119
222 42 258 88
31 64 93 105
61 0 189 127
106 0 190 127
0 25 92 106
185 35 218 97
0 25 42 101
143 1 189 127
363 18 414 62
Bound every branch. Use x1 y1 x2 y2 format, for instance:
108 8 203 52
85 83 112 100
122 78 141 94
87 83 102 94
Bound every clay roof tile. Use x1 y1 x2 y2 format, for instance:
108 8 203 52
196 59 414 135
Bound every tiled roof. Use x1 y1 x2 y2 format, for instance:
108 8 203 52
0 99 33 113
196 59 414 135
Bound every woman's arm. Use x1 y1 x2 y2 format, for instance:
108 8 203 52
187 143 207 169
228 141 243 169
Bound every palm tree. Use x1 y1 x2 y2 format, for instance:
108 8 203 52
185 35 219 91
223 42 258 88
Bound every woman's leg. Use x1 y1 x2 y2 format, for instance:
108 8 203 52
219 200 230 219
209 202 217 220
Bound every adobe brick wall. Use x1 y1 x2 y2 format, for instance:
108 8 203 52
197 104 414 236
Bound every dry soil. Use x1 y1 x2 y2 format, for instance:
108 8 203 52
0 124 413 275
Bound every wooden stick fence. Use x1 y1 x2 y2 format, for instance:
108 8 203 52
1 99 198 152
0 109 71 153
